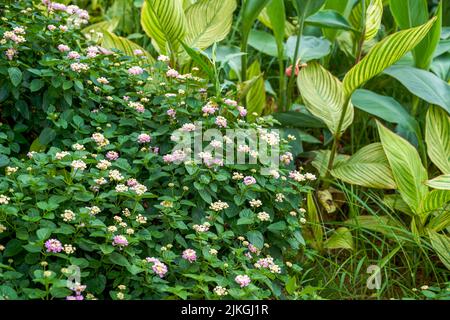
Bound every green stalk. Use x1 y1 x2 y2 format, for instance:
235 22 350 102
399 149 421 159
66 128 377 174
277 49 286 112
323 0 367 185
286 12 306 109
241 37 248 83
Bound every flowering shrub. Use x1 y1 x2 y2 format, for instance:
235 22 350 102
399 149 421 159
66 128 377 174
0 1 317 300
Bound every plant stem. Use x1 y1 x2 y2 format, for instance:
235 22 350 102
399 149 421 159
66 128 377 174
286 13 305 109
277 51 286 112
241 38 248 83
324 96 351 186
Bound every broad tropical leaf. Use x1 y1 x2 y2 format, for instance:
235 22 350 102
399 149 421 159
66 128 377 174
258 7 296 37
100 30 154 61
351 89 419 137
331 143 397 189
345 215 401 238
312 150 349 177
82 18 119 36
419 190 450 214
141 0 187 55
364 0 383 41
343 17 437 96
298 62 354 134
383 194 413 216
390 0 442 69
384 66 450 114
426 106 450 174
323 0 356 41
428 230 450 270
184 0 237 50
241 0 271 42
292 0 326 19
427 210 450 232
246 60 266 120
377 121 429 213
425 174 450 190
305 10 354 31
349 0 383 40
324 227 353 250
306 192 324 250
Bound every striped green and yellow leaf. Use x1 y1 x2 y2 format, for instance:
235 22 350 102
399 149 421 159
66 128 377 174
100 30 154 61
312 150 349 177
298 62 354 134
324 227 353 250
426 106 450 174
377 121 429 213
383 194 413 216
246 60 266 121
331 143 397 189
349 0 383 40
425 174 450 190
428 230 450 270
343 17 437 96
419 189 450 214
141 0 187 55
184 0 237 50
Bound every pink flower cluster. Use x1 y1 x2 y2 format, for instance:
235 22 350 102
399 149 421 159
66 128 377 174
167 109 176 118
112 235 128 247
128 66 144 75
106 151 119 161
45 239 63 253
235 275 251 288
163 150 187 164
182 249 197 263
243 176 256 186
137 133 151 144
215 116 227 128
202 103 218 115
58 44 70 52
166 68 179 78
146 257 168 278
42 1 89 23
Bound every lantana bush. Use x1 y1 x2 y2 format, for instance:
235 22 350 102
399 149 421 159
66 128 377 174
0 0 316 300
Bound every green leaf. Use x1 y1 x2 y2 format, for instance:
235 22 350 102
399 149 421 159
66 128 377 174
425 106 450 174
241 0 271 44
384 66 450 114
109 252 130 267
248 29 278 57
305 9 354 31
246 230 264 249
184 0 237 50
364 0 383 41
38 127 56 145
383 194 413 215
273 110 326 128
345 215 400 238
36 228 51 240
8 67 22 87
312 150 349 177
298 61 354 134
377 121 429 213
425 174 450 190
246 60 266 120
331 143 397 189
29 79 44 92
267 221 287 232
390 0 441 69
324 227 353 250
428 230 450 270
306 192 323 249
101 30 154 61
419 190 450 214
351 89 419 136
3 239 23 257
293 0 326 19
266 0 286 55
343 17 437 96
285 36 331 62
141 0 187 55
